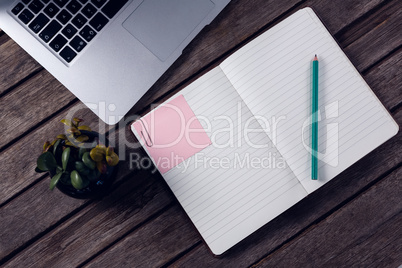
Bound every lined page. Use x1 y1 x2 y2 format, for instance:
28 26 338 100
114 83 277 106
146 67 308 255
220 8 398 193
132 7 398 255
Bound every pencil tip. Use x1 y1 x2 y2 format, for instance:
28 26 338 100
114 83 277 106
313 54 318 61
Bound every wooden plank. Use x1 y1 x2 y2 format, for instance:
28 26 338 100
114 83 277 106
0 98 138 206
0 176 87 262
1 0 399 265
0 103 103 205
0 70 76 149
253 167 402 267
2 175 175 268
0 158 153 265
0 35 42 95
88 109 402 267
0 0 398 266
1 1 382 203
364 48 402 111
317 212 402 266
0 116 153 262
344 4 402 72
305 0 386 35
0 105 101 259
1 121 181 266
0 0 303 259
84 205 200 268
336 0 402 47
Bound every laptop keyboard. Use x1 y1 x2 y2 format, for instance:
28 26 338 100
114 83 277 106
11 0 128 64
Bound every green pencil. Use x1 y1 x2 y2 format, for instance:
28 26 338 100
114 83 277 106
311 55 319 180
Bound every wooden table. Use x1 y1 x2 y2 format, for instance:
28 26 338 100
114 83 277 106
1 0 401 267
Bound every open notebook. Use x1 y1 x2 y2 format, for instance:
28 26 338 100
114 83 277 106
131 7 398 255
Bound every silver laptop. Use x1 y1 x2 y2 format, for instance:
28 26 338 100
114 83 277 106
0 0 230 124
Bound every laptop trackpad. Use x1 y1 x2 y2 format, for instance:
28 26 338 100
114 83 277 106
122 0 215 61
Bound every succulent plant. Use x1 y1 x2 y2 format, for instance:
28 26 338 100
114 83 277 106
35 118 119 191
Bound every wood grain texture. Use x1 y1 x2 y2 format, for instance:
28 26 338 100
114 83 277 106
3 53 401 265
0 106 160 263
1 124 174 266
317 212 402 266
2 175 175 268
0 0 401 266
344 4 402 72
0 103 101 205
364 48 402 111
0 35 41 95
0 70 76 149
253 167 402 267
84 205 200 268
305 0 386 35
0 125 151 262
0 176 86 261
336 0 401 47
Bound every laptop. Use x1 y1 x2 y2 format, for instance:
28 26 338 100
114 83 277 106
0 0 230 124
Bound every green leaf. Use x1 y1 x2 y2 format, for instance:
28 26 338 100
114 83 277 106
82 152 96 170
61 119 73 127
75 161 90 176
78 147 87 160
90 147 104 162
71 170 82 189
67 127 81 136
77 125 91 131
56 165 63 173
76 135 89 143
62 147 71 171
73 117 83 124
71 170 89 190
65 141 77 148
49 172 62 190
56 134 67 140
106 152 119 166
53 139 61 156
43 141 50 151
37 152 57 172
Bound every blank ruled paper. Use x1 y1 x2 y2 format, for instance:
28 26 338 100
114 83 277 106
131 8 398 255
220 8 398 192
162 67 308 255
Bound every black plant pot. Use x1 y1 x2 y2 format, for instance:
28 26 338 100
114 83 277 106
50 131 117 199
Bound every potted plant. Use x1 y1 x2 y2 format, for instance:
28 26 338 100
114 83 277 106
35 118 119 199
